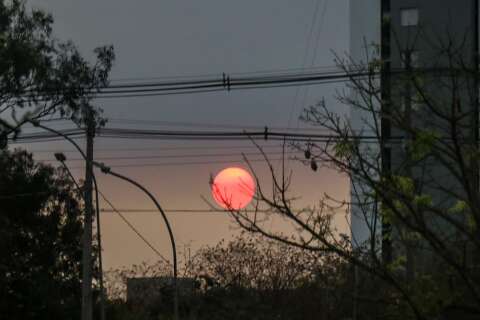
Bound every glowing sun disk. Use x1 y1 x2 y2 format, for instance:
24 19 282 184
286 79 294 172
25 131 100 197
211 167 255 210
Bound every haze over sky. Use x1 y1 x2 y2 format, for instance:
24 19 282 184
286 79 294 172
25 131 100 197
22 0 350 270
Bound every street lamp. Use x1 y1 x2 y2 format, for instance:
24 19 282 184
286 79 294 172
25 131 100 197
30 120 179 320
95 163 179 320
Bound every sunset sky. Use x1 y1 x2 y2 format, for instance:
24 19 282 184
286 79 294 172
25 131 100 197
17 0 350 270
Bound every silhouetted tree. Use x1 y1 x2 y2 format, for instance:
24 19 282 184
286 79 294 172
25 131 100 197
225 27 480 320
185 234 351 320
0 0 114 143
0 149 98 319
105 234 353 320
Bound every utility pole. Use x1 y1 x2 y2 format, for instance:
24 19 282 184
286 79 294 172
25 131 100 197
353 264 358 320
95 180 106 320
82 108 95 320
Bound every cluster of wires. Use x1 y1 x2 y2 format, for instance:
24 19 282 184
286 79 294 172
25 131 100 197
9 129 85 143
23 68 367 100
11 127 382 144
10 125 388 169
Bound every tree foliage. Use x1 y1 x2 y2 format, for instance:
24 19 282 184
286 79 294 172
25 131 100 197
0 0 114 140
105 234 353 320
225 26 480 320
0 149 94 319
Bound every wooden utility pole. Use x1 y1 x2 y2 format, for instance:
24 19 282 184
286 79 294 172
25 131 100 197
82 108 95 320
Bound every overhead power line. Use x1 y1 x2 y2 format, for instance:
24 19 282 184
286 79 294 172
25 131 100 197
90 79 345 99
20 66 450 101
105 118 330 132
97 189 170 263
37 150 300 162
27 117 329 133
10 127 401 144
94 73 351 99
287 0 325 130
99 208 347 215
67 157 291 169
108 65 341 83
22 69 364 100
14 144 288 153
96 127 379 140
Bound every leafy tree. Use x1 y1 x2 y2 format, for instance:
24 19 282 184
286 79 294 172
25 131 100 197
186 234 347 320
105 234 353 320
0 0 114 141
225 25 480 320
0 1 113 317
0 149 96 319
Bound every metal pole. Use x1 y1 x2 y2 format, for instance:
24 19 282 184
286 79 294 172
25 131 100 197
353 264 358 320
98 166 178 320
82 109 95 320
93 177 106 320
60 159 106 320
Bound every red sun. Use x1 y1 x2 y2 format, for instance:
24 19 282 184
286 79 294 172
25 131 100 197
211 167 255 210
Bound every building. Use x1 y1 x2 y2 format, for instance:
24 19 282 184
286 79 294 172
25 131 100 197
126 276 196 309
349 0 479 268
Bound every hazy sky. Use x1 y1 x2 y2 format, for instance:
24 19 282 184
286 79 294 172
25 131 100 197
23 0 350 270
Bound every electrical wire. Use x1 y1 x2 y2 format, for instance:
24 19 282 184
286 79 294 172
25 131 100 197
16 65 449 102
105 118 330 132
25 117 329 134
14 144 288 153
6 130 170 262
99 208 348 215
294 0 330 130
20 69 367 101
91 66 444 99
97 189 170 263
65 158 291 169
287 0 324 130
10 127 392 143
91 78 350 100
108 64 341 83
97 127 379 139
36 150 301 162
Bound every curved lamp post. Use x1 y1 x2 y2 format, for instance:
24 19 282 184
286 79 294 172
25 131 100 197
29 120 179 320
96 164 179 320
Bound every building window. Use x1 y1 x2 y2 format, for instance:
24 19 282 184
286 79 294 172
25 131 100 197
401 51 420 68
400 91 422 113
400 8 419 26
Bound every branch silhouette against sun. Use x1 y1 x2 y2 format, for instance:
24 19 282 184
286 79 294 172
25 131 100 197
212 27 480 319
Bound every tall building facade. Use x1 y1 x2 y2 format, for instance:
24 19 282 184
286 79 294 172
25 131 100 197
349 0 479 265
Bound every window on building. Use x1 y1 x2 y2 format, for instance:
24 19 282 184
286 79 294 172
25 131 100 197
400 90 422 113
400 8 419 26
401 51 420 68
